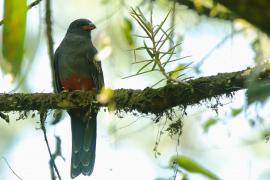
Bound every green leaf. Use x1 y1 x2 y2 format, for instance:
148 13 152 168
132 59 154 64
247 80 270 104
143 41 154 58
153 9 171 37
202 118 218 133
121 18 135 48
130 8 152 38
156 27 174 51
168 64 186 78
231 108 242 117
157 27 175 49
122 69 155 79
2 0 27 78
162 56 190 65
136 61 153 74
136 8 152 31
170 155 220 179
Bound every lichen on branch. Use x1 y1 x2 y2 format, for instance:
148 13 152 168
0 67 268 115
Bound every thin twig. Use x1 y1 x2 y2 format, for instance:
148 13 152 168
154 116 168 157
40 111 62 180
28 0 43 9
194 28 245 72
45 0 55 89
49 161 56 180
170 0 176 49
0 0 43 26
2 157 23 180
49 136 65 180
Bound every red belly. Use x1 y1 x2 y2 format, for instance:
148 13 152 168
61 73 93 91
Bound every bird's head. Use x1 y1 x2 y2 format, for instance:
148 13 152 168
67 19 96 37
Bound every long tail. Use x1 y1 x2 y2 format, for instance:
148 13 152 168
68 109 97 179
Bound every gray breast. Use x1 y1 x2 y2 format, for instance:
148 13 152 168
57 34 95 80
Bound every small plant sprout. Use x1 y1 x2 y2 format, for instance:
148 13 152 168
124 8 190 87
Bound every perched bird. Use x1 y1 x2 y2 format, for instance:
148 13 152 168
53 19 104 178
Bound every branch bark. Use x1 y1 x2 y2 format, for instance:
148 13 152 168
0 67 268 114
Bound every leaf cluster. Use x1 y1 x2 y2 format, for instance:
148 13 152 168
124 8 190 87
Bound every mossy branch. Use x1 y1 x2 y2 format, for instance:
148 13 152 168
0 67 269 115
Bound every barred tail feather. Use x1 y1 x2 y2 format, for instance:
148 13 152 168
69 109 97 179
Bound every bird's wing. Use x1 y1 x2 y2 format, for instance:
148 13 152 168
53 48 63 92
86 49 104 90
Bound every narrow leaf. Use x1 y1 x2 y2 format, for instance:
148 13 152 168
137 8 151 31
132 59 154 64
122 69 157 79
171 155 220 179
129 46 148 51
130 8 152 36
153 9 171 37
133 34 151 38
231 108 242 117
136 61 153 74
156 28 174 51
168 64 186 78
202 118 218 133
151 61 157 71
151 78 166 88
143 41 154 58
162 56 190 65
2 0 27 78
121 18 135 48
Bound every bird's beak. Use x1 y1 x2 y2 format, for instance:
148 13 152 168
81 23 96 31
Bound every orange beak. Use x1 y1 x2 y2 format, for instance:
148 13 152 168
81 23 96 31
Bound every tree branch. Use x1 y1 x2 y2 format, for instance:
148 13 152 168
177 0 235 20
40 111 62 180
45 0 56 89
215 0 270 36
28 0 43 9
0 67 268 114
176 0 270 36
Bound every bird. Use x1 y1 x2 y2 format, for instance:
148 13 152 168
53 19 104 178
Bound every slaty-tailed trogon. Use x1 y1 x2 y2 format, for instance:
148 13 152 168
53 19 104 178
